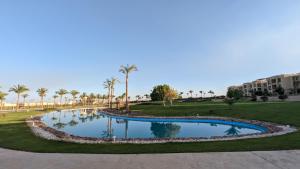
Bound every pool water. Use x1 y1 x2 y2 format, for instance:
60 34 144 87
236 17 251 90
41 109 267 139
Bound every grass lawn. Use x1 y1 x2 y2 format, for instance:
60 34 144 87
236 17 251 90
0 101 300 154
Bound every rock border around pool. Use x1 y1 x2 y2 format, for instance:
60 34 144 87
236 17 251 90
26 110 297 144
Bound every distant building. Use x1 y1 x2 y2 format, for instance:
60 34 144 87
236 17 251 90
228 73 300 96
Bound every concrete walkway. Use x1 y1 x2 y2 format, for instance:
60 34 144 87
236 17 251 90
0 148 300 169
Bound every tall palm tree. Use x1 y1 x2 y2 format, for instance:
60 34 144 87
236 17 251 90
9 84 29 111
53 95 58 106
37 88 48 109
189 90 194 98
70 90 80 106
81 92 88 106
56 89 68 106
119 64 138 112
0 92 8 110
199 91 203 98
22 94 29 108
110 77 119 107
103 79 112 108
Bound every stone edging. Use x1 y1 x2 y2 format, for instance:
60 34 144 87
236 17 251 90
26 110 298 144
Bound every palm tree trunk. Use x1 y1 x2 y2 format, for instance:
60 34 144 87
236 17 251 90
60 96 62 107
108 88 111 108
110 87 113 109
0 100 3 110
41 97 44 109
125 74 129 112
16 94 20 111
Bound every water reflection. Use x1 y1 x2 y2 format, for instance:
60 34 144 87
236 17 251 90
42 110 265 139
150 123 181 138
53 111 67 129
225 126 241 136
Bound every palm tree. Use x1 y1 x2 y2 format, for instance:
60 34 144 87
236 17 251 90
208 90 215 98
189 90 194 98
37 88 48 109
9 84 29 111
0 92 8 110
120 93 126 102
89 93 96 105
56 89 68 106
144 94 150 100
199 91 203 98
70 90 80 106
21 94 29 108
119 64 138 112
136 95 140 102
80 92 88 106
103 79 112 108
96 94 101 105
53 95 58 107
110 77 119 108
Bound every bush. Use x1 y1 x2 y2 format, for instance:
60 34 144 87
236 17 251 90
278 95 288 101
250 95 257 102
260 96 268 102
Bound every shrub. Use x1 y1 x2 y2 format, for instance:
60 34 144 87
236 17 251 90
278 95 288 101
260 96 268 102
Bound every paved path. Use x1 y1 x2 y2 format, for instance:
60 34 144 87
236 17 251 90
0 148 300 169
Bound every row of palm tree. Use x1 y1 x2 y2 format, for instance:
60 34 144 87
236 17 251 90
182 90 215 98
104 64 138 112
1 64 138 111
1 85 107 111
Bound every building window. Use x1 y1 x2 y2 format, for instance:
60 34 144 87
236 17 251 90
272 79 276 83
278 78 281 82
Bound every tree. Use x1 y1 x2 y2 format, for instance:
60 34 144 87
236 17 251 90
208 90 214 98
80 92 88 106
103 79 112 108
89 93 96 105
0 92 8 110
37 88 48 109
96 94 101 105
199 91 203 98
70 90 80 106
150 84 172 101
163 88 178 106
119 64 138 112
189 90 194 98
144 94 150 100
9 84 29 111
53 95 58 106
275 86 288 101
275 86 285 95
227 88 243 100
56 89 68 106
109 77 119 108
22 94 29 108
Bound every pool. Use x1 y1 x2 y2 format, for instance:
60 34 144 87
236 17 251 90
41 109 268 139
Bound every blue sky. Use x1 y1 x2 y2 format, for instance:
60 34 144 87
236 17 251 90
1 0 300 102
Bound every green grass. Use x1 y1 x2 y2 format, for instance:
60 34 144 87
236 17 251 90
0 101 300 154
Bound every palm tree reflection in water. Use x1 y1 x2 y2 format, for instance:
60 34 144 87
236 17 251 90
68 110 78 127
225 126 241 136
53 111 67 129
102 117 114 138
